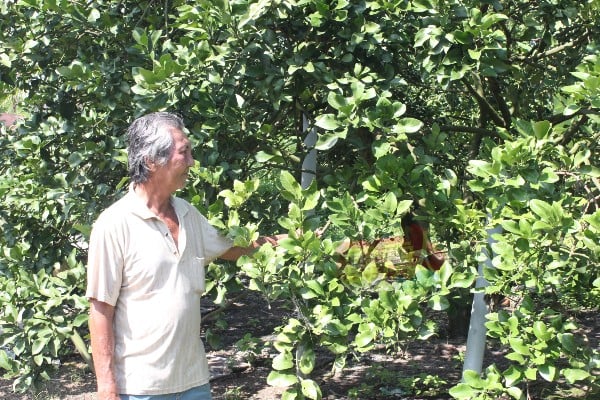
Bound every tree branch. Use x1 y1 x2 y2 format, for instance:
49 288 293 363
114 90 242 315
486 77 512 126
528 31 591 61
438 125 498 137
557 115 588 146
462 77 507 127
548 108 600 125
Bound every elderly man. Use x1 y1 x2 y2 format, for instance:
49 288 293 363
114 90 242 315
86 112 281 400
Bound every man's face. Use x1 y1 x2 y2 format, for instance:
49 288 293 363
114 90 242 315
152 127 195 192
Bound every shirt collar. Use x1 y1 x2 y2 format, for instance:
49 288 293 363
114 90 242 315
126 184 189 220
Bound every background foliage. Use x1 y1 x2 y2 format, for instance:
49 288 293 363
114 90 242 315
1 0 599 398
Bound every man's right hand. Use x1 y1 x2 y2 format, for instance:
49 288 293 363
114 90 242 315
97 390 121 400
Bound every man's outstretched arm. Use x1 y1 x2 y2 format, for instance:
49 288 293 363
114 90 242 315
219 234 288 261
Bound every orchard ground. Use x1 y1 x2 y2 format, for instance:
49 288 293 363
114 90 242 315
1 289 597 400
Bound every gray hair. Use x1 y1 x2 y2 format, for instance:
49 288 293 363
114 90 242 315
126 112 185 184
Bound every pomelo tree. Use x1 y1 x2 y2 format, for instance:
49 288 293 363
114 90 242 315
1 0 598 397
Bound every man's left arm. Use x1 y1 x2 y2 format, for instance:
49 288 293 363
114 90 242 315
219 234 287 261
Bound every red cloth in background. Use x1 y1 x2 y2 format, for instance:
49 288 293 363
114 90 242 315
404 222 444 271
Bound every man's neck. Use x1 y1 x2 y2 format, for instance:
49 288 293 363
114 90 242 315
133 182 173 217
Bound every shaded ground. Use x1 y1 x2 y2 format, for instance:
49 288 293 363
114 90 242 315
1 290 598 399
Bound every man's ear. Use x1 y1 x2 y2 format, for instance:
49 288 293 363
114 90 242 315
145 157 156 172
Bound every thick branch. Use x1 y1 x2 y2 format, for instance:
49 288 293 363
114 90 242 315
462 77 507 127
548 108 600 125
531 38 581 61
558 115 588 146
487 77 512 126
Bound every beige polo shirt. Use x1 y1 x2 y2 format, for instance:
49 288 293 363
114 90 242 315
86 190 232 395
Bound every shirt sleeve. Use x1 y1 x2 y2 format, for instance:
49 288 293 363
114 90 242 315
86 213 124 306
198 214 233 263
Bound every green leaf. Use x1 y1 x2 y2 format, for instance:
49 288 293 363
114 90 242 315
0 51 11 68
468 49 481 60
506 386 523 399
279 171 302 201
448 383 478 399
396 200 413 216
532 120 551 139
529 199 554 222
299 287 318 299
354 329 374 349
254 151 273 163
238 0 271 28
539 363 557 382
302 188 320 211
524 367 537 380
72 313 88 328
539 167 559 183
501 220 521 235
480 13 508 30
462 370 484 389
301 378 322 399
450 271 476 288
267 370 298 387
31 337 49 355
87 8 100 22
327 92 348 110
580 165 600 178
278 237 303 253
305 280 325 296
508 337 531 355
315 133 340 150
281 389 299 400
314 114 340 130
428 295 449 311
0 350 15 371
361 262 380 284
150 30 162 49
414 265 433 286
558 333 578 353
503 365 523 386
132 67 157 85
298 347 316 375
33 353 45 366
395 117 423 133
378 290 395 310
272 351 294 370
532 321 551 341
563 368 590 383
381 192 397 214
468 160 495 178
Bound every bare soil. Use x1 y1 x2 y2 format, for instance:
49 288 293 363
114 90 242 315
1 290 598 400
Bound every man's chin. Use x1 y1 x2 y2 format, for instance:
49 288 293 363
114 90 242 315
178 176 189 189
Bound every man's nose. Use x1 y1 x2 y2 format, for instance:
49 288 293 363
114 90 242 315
187 153 195 167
